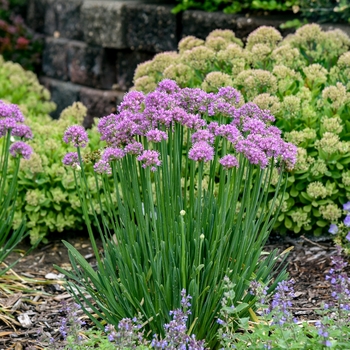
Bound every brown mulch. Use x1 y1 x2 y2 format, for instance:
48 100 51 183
0 234 348 349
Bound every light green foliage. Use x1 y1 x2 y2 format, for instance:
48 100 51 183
133 24 350 236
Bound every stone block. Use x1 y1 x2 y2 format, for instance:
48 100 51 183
67 41 117 89
40 77 81 119
116 50 154 91
27 0 48 33
182 11 239 40
124 4 177 52
42 38 69 80
81 1 129 48
80 87 123 127
44 0 84 40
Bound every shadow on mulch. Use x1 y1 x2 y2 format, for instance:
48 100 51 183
0 233 348 349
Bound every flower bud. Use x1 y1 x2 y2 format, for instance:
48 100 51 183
180 210 186 216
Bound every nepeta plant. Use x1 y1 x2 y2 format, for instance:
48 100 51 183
57 80 295 347
0 99 33 275
218 249 350 348
133 24 350 237
329 202 350 255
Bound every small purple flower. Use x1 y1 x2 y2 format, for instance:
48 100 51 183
102 147 125 162
344 215 350 227
343 201 350 212
137 150 161 171
63 125 89 148
63 152 79 167
9 141 32 159
328 224 338 235
0 117 17 137
346 232 350 242
146 129 168 143
191 129 215 144
219 154 239 169
0 100 25 122
216 318 225 325
11 124 33 140
124 141 144 155
94 160 112 175
188 141 214 162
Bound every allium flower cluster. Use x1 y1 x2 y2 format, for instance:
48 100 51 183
93 80 296 173
9 141 33 159
62 152 79 168
63 125 89 148
0 100 25 122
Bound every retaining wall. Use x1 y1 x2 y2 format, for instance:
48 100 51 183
26 0 350 124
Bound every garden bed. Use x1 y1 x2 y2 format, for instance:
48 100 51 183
0 234 346 349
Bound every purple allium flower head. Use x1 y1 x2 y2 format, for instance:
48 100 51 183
124 141 144 155
217 86 241 105
9 141 32 159
118 91 145 113
220 154 239 169
191 129 215 144
328 224 338 235
344 215 350 227
63 152 79 167
146 129 168 143
63 125 89 148
137 150 161 171
0 100 25 122
346 232 350 242
188 141 214 162
94 160 112 175
102 147 125 162
343 201 350 212
156 79 181 94
236 139 268 168
0 117 17 137
11 124 33 139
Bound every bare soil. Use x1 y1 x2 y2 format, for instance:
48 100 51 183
0 234 348 349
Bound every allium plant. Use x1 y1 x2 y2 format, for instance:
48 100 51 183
133 24 350 237
218 249 350 348
0 99 33 274
58 80 296 347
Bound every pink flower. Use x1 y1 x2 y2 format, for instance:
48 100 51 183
9 141 32 159
220 154 239 169
102 147 125 162
11 124 33 139
188 141 214 162
137 150 161 171
62 152 79 167
63 125 89 148
94 160 112 175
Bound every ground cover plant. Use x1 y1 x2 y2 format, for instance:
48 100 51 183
0 99 33 275
172 0 350 23
133 24 350 237
58 79 296 347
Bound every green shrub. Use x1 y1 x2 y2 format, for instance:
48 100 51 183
133 24 350 236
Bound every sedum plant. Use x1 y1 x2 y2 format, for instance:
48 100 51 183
0 99 33 274
57 80 296 347
133 24 350 237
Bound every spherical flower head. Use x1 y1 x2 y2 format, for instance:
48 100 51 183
201 72 233 93
0 100 25 122
344 215 350 227
307 181 328 199
101 147 125 162
124 141 144 155
156 79 181 94
207 29 243 47
118 90 145 113
246 26 282 50
188 141 214 163
220 154 239 169
328 224 338 235
0 117 17 137
9 141 32 160
94 160 112 175
62 152 79 167
163 63 195 87
178 35 205 53
137 150 161 171
191 129 215 144
146 129 168 143
63 125 89 148
11 124 33 140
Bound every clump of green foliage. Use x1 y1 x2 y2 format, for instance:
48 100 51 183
133 24 350 236
0 0 43 71
172 0 350 24
0 56 106 244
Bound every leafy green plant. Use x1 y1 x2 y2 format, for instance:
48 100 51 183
0 99 34 275
0 0 43 71
217 247 350 348
133 24 350 237
57 80 295 347
329 202 350 255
